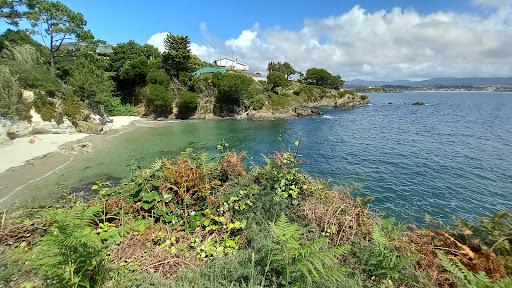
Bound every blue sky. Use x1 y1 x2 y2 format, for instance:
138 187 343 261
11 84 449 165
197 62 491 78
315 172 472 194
3 0 512 79
60 0 478 45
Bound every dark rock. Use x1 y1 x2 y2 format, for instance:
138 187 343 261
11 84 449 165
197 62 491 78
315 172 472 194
412 101 425 106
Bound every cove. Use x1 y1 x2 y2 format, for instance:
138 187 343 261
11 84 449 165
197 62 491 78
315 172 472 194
5 92 512 225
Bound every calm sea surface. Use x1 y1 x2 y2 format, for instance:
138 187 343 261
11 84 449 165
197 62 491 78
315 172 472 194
13 92 512 224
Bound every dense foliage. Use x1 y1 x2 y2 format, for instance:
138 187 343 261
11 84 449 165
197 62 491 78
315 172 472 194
0 144 510 287
176 91 198 118
0 0 366 129
304 68 345 89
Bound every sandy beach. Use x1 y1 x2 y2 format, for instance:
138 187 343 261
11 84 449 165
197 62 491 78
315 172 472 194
0 116 140 174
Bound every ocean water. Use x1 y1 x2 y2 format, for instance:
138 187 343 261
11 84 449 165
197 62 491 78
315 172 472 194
12 92 512 224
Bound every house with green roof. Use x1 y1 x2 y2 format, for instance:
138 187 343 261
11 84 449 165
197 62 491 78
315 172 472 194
193 67 227 77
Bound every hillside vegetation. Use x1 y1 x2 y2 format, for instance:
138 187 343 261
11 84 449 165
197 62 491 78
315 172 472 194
0 143 510 287
0 1 368 130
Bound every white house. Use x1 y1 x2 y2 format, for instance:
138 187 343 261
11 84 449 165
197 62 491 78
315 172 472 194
213 57 249 71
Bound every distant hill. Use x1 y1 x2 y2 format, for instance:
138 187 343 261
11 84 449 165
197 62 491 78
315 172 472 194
346 77 512 87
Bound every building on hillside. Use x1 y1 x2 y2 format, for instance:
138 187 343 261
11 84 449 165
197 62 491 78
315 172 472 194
193 67 227 77
213 57 249 71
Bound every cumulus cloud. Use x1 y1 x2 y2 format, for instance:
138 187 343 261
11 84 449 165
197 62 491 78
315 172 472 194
146 32 168 52
147 3 512 80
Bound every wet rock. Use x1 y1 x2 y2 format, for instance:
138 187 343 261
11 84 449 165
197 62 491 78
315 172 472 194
76 121 103 134
412 101 425 106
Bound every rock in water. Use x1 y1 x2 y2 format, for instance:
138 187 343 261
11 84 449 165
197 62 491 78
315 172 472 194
76 121 103 134
412 101 425 106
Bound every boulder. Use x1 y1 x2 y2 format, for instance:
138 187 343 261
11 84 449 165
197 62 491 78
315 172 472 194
7 121 31 139
0 118 12 144
76 121 103 134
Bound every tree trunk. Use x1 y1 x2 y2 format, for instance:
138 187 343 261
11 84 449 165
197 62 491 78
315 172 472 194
49 34 55 74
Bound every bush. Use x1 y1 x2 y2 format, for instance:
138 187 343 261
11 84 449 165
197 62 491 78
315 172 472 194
103 96 136 116
1 44 61 90
24 205 106 287
33 92 57 122
0 65 25 120
268 93 293 111
146 68 171 87
213 73 254 106
141 84 173 116
267 71 290 91
176 91 198 119
62 94 85 124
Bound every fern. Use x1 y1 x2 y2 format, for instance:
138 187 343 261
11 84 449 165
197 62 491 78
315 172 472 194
269 215 348 287
26 204 106 288
438 252 512 288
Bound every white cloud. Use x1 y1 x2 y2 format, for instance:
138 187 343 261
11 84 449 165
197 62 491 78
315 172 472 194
225 30 258 48
146 31 217 61
146 32 168 52
190 43 216 60
148 4 512 80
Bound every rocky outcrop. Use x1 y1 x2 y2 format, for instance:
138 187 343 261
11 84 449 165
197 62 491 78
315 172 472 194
2 109 77 141
76 121 103 134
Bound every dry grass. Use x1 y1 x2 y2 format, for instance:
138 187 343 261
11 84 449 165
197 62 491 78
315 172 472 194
402 229 508 287
220 151 247 180
300 183 374 245
110 224 202 278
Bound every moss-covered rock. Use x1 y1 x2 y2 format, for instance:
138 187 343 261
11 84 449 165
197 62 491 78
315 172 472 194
76 121 103 134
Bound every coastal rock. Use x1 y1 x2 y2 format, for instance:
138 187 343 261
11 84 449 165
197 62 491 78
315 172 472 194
6 121 31 139
29 109 76 134
76 121 103 134
0 118 13 144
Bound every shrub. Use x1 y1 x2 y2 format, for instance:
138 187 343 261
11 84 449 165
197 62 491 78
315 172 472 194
267 71 290 91
0 65 24 120
62 94 85 124
24 205 106 287
102 96 136 116
1 44 61 90
264 215 349 286
33 92 57 122
176 91 198 118
146 68 171 87
268 93 293 111
141 84 173 116
213 73 254 106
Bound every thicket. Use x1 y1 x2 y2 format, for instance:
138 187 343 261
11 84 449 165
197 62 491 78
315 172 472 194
0 144 510 287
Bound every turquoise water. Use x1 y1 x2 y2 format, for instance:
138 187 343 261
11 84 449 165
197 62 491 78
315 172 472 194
16 92 512 224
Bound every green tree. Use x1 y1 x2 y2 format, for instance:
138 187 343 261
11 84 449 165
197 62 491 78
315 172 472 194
68 58 114 106
141 84 172 116
267 61 297 79
162 33 192 78
304 68 344 89
0 0 36 27
27 0 92 73
176 90 198 119
267 71 290 91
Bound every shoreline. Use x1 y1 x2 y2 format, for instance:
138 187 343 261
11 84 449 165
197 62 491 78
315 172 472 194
0 116 140 174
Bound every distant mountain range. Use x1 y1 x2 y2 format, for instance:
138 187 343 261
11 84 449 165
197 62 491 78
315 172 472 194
345 77 512 87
